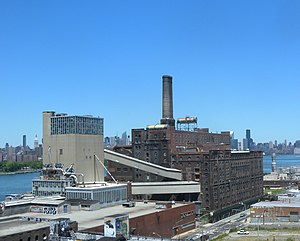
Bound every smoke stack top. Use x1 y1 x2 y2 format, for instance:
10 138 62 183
161 75 175 126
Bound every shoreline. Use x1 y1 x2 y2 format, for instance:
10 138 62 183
0 170 41 176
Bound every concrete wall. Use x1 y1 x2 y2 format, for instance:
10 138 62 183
42 112 104 182
0 204 31 217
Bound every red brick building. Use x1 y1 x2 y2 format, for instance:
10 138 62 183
84 202 196 238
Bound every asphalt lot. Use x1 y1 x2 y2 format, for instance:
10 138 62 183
174 210 300 241
226 230 300 241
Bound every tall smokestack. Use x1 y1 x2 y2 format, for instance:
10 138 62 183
160 75 175 126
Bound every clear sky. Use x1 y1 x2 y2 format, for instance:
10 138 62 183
0 0 299 148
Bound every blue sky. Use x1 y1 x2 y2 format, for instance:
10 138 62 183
0 0 299 147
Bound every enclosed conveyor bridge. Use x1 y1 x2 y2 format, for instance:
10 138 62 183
103 149 182 180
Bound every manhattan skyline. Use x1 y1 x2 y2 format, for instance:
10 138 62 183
0 0 299 147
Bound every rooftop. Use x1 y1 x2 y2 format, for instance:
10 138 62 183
0 201 187 236
252 195 300 208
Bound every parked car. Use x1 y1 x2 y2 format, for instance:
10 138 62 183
237 230 249 235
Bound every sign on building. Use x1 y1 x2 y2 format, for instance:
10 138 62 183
104 215 129 238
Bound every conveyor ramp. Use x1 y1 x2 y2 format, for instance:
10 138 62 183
104 149 182 180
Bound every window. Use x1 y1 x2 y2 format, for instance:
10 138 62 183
59 149 63 155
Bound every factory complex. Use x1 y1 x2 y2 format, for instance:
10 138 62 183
0 75 265 240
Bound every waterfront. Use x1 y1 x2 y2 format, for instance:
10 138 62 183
0 171 40 201
263 154 300 173
1 155 300 201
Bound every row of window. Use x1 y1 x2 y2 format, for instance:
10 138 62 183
34 191 62 196
33 181 67 188
51 116 103 135
66 187 127 203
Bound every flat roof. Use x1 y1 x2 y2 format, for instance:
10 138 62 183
252 197 300 208
0 217 49 237
67 183 127 191
0 201 189 234
4 196 66 207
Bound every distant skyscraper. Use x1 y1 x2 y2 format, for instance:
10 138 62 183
104 136 111 147
5 143 9 151
242 138 249 151
34 134 39 149
23 135 26 148
245 129 253 150
230 131 238 150
121 131 128 145
269 141 273 149
231 139 238 150
246 129 251 140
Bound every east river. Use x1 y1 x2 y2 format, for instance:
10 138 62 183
0 171 40 201
1 155 300 201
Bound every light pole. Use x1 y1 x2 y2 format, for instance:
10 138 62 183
257 214 261 237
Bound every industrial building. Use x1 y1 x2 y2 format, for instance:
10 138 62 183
250 194 300 223
65 183 128 207
106 75 264 215
42 111 104 183
172 150 263 211
0 200 195 240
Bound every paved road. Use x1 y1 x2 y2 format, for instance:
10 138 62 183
176 210 300 241
175 211 249 240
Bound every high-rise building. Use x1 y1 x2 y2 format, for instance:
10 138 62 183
121 132 129 145
245 129 253 149
34 134 39 149
230 131 238 150
5 143 9 152
231 138 238 150
23 135 26 149
246 129 251 140
242 138 249 151
42 111 104 182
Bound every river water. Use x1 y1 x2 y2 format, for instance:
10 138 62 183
1 154 300 201
263 154 300 173
0 171 40 201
